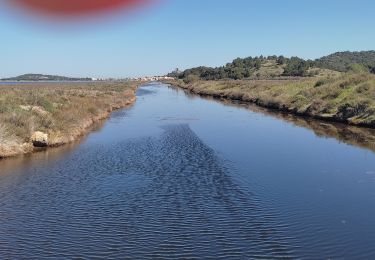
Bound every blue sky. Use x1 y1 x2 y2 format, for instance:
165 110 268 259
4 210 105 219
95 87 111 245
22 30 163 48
0 0 374 78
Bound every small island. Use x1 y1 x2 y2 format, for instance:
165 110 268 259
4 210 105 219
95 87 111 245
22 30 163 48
1 73 95 82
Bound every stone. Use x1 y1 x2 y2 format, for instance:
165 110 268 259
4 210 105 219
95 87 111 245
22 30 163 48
19 105 32 111
31 106 49 116
31 131 48 147
20 105 49 116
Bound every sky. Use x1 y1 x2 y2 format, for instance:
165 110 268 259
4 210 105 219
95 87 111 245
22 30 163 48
0 0 374 78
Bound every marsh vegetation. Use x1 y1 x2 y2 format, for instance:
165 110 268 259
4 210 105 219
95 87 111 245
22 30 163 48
167 72 375 127
0 82 137 158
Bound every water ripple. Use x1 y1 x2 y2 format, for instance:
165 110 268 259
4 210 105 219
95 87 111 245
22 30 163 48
0 124 296 259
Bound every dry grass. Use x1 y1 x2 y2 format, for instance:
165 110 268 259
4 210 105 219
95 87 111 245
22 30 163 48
167 72 375 127
0 82 138 157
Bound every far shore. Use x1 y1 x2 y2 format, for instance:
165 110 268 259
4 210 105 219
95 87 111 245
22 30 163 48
162 72 375 129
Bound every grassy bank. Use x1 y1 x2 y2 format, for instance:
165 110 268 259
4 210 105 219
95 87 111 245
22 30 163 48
0 82 138 158
190 93 375 154
165 72 375 127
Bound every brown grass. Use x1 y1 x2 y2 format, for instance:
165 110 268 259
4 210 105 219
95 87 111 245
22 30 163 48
0 82 138 158
165 72 375 127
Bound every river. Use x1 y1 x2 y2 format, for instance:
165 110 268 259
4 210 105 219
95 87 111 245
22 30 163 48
1 82 375 259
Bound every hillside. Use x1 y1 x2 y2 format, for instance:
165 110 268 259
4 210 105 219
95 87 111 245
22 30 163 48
315 51 375 73
1 74 93 81
169 56 336 82
169 51 375 82
165 50 375 128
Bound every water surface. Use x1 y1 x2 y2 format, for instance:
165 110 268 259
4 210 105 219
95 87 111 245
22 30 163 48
1 83 375 259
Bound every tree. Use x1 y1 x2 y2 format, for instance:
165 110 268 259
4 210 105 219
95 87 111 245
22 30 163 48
183 74 200 84
254 60 262 70
277 56 287 65
283 57 310 77
315 51 375 72
347 63 370 73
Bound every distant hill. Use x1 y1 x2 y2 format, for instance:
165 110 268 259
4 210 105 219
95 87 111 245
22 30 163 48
315 51 375 72
1 74 93 81
169 51 375 82
169 56 335 82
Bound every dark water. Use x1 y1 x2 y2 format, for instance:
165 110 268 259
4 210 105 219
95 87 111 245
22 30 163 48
1 83 375 259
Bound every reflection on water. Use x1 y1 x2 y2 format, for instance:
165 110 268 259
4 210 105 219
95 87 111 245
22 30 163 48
281 117 375 152
0 118 105 174
0 83 375 259
0 125 295 258
180 86 375 154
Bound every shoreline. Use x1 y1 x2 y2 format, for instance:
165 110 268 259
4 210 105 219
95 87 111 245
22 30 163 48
0 95 137 159
163 75 375 130
0 83 139 159
172 86 375 154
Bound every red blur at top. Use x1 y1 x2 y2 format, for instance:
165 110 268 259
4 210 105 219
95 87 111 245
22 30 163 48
10 0 152 17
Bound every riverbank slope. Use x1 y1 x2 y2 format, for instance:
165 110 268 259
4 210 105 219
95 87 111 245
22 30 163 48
164 72 375 128
0 82 138 158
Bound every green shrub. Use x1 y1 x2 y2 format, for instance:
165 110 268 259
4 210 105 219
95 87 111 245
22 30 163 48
183 74 200 84
314 80 325 87
38 97 55 113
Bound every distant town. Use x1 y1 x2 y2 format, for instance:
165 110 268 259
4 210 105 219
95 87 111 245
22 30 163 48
133 76 175 82
0 73 175 82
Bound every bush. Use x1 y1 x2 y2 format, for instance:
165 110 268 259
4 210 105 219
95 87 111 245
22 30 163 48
347 63 370 73
282 57 310 77
183 74 200 84
337 101 369 119
39 98 55 113
314 80 325 87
